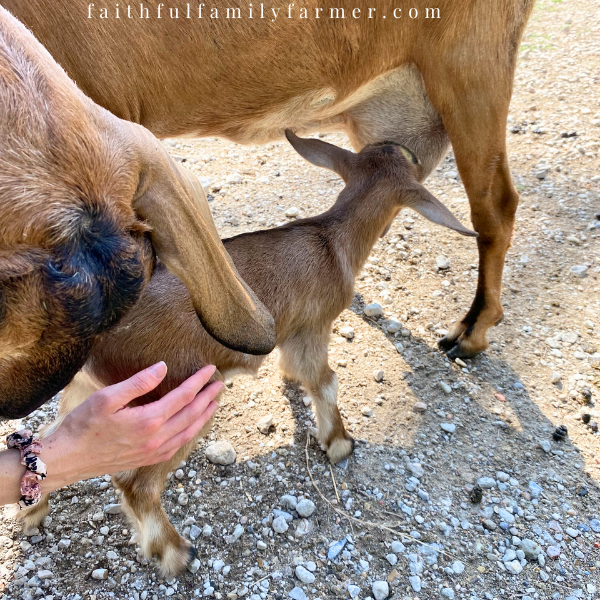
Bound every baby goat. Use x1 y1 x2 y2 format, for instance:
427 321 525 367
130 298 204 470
24 131 475 574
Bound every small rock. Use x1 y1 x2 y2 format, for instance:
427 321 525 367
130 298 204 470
281 495 298 511
296 499 316 518
385 318 403 333
440 423 456 434
413 402 428 412
106 551 118 560
91 569 108 580
177 492 189 506
441 588 455 599
348 585 361 598
372 581 389 600
37 570 53 580
364 303 384 318
551 372 562 384
202 524 213 537
409 575 422 592
285 207 300 218
361 406 374 417
205 440 236 465
528 481 543 498
590 518 600 533
452 561 465 575
339 327 355 340
408 463 425 478
570 265 588 278
256 415 274 435
482 519 497 531
272 517 289 534
391 541 405 553
546 546 561 559
189 525 202 541
225 524 244 544
439 381 452 394
295 566 315 584
505 560 523 575
436 256 450 270
521 539 541 559
538 440 551 453
288 588 307 600
327 538 347 560
372 369 384 383
385 553 397 566
565 527 579 538
103 504 122 515
477 477 496 489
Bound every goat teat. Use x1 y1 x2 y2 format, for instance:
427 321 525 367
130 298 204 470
285 129 477 238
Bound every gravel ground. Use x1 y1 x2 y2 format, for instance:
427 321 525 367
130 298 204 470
1 0 600 599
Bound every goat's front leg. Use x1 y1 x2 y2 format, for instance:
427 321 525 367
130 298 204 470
19 372 100 529
112 415 213 577
279 336 353 464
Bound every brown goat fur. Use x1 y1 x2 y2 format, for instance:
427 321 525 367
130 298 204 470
24 132 475 575
4 0 536 359
0 8 276 419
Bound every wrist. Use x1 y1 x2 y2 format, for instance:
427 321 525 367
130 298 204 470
39 430 80 494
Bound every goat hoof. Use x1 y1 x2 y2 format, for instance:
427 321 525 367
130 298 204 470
188 545 198 562
158 538 196 577
446 340 484 360
326 435 354 464
438 333 459 352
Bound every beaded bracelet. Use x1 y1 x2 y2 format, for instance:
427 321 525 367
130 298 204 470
6 429 46 509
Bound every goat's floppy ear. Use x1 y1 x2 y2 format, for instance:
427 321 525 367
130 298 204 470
133 131 276 355
285 130 355 181
404 185 478 237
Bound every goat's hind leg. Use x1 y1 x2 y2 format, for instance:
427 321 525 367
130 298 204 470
279 336 353 464
18 372 100 529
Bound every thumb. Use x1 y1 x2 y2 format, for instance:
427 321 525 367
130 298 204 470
100 362 168 412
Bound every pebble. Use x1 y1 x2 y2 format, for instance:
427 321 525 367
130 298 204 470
565 527 579 538
348 585 361 598
295 565 315 584
364 303 384 318
361 406 374 417
296 498 316 518
521 539 542 559
372 369 384 382
477 477 496 489
205 440 236 465
91 569 108 580
528 481 543 498
328 538 347 560
372 581 389 600
439 381 452 394
272 517 289 534
538 440 551 453
281 495 298 511
339 327 355 340
413 402 428 412
106 551 118 560
441 588 455 599
225 524 245 544
391 541 405 553
409 575 422 592
483 519 497 531
177 492 188 506
546 546 561 559
570 265 588 278
440 423 456 434
256 415 273 435
189 525 202 541
385 553 397 566
452 561 465 574
436 255 451 270
590 518 600 533
289 587 307 600
285 207 300 218
385 318 403 333
408 463 425 478
103 504 122 515
505 560 523 575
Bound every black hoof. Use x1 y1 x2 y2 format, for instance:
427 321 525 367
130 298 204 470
446 343 481 360
438 334 458 352
188 545 198 563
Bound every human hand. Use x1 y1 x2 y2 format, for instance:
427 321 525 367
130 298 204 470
41 363 221 493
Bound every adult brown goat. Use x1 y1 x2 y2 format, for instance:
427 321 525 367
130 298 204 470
22 132 475 575
4 0 536 359
0 6 275 419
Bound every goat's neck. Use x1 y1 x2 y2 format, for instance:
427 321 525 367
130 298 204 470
325 183 399 277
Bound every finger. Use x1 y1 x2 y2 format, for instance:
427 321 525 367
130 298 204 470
99 362 168 413
159 380 223 442
143 364 218 422
156 399 220 460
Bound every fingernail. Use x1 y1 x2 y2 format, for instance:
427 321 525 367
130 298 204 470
148 361 167 378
